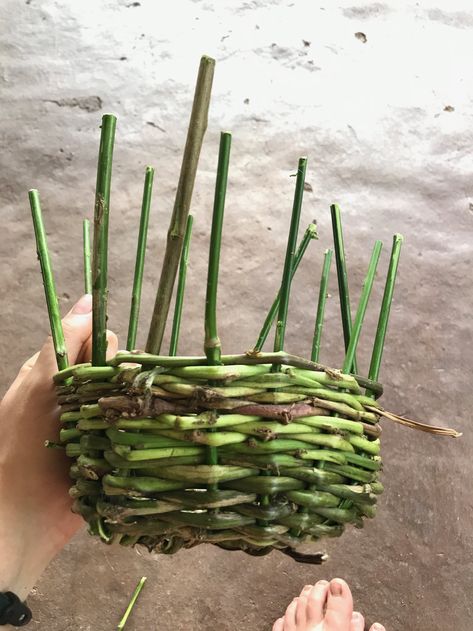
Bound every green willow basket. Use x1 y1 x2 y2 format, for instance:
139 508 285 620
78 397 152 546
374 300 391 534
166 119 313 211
31 56 458 564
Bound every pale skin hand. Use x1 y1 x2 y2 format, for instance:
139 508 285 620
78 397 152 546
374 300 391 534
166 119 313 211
0 295 117 600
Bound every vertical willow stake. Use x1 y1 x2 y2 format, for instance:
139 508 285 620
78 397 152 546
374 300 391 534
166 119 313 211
204 132 231 476
311 248 333 362
273 157 308 357
367 234 403 390
205 132 231 366
331 204 358 373
254 222 317 352
146 55 215 354
126 166 154 351
342 240 383 374
169 214 194 356
83 219 92 294
29 189 68 371
92 114 117 366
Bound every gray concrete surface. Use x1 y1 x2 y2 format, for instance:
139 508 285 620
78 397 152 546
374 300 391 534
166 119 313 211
0 0 472 629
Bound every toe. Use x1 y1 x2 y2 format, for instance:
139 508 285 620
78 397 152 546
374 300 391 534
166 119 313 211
350 611 365 631
306 580 329 625
295 595 308 627
272 617 285 631
300 584 313 597
369 625 385 631
324 579 353 631
283 598 298 631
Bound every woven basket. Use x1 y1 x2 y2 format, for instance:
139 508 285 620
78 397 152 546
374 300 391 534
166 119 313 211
31 57 458 563
55 353 384 561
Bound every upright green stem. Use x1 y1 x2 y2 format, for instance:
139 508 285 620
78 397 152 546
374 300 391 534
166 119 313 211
117 576 147 630
342 241 383 374
92 114 117 366
204 132 231 365
169 214 194 356
126 166 155 351
29 189 68 370
273 158 307 355
331 204 358 373
311 248 333 362
83 219 92 294
367 234 403 388
146 55 215 354
254 222 317 352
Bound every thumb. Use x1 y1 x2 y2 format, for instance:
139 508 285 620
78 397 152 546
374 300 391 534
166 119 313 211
34 294 93 375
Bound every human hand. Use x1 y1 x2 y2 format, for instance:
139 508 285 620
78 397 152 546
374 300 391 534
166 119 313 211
0 294 118 599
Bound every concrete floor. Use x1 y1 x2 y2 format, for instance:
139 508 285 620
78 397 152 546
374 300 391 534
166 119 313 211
0 0 472 629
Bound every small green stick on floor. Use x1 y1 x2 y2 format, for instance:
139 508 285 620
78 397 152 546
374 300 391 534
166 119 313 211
169 214 194 356
342 240 383 374
146 55 215 355
126 166 155 351
92 113 117 366
367 234 403 394
331 203 358 374
117 576 147 631
254 222 317 352
83 219 92 294
29 189 68 371
311 248 333 362
273 157 308 357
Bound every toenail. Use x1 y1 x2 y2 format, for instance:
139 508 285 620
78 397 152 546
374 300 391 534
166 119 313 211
352 612 363 620
330 580 343 596
372 625 384 631
316 580 329 586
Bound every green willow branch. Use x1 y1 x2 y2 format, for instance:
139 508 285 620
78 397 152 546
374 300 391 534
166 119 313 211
367 234 403 391
29 189 68 370
311 248 332 362
82 218 92 294
254 222 317 352
92 114 117 366
146 55 215 354
273 157 308 355
169 214 194 356
331 204 358 373
342 240 383 374
204 132 232 366
127 166 154 351
117 576 147 630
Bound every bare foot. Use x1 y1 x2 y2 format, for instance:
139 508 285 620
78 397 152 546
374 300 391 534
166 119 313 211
272 578 386 631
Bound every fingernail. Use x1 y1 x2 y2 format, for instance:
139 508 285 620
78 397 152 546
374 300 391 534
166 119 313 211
71 294 92 315
330 580 343 596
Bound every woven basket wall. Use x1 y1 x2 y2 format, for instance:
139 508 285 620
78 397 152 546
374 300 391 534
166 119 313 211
56 355 384 560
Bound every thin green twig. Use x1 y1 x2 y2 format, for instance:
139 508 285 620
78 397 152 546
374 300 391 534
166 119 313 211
126 166 155 351
331 204 358 373
169 214 194 356
367 234 403 391
146 55 215 354
117 576 147 630
83 219 92 294
29 189 68 370
342 241 383 374
92 114 117 366
204 132 232 366
273 158 308 355
311 248 333 362
253 222 317 352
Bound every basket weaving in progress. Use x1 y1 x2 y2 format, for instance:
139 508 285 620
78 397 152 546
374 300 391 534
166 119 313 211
29 56 459 564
